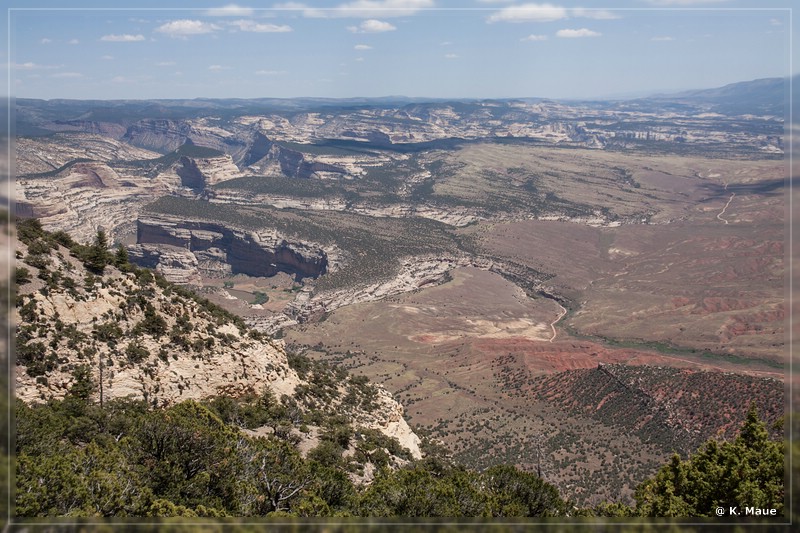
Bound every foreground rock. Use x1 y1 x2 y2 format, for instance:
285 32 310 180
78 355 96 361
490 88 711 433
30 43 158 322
15 234 421 459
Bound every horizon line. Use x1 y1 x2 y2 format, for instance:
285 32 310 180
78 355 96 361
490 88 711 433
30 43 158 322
3 74 792 105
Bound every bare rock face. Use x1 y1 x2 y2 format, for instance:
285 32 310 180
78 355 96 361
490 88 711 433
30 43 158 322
240 131 275 168
136 214 332 281
273 145 348 179
286 255 474 322
122 118 248 159
176 156 205 189
16 134 161 176
127 243 202 285
160 155 243 190
356 387 422 460
16 135 243 246
17 161 173 244
15 247 301 408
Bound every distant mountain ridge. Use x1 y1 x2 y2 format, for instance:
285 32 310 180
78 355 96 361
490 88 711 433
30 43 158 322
643 77 788 117
13 76 791 126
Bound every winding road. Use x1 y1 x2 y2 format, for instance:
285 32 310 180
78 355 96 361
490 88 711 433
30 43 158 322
549 301 568 343
716 192 736 224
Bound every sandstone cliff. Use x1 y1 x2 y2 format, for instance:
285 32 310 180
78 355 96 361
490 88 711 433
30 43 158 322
14 231 421 459
121 118 247 159
135 214 340 281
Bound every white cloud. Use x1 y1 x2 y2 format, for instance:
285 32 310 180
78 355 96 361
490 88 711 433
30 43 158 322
440 41 452 46
255 69 285 75
40 38 52 44
9 62 59 70
156 61 176 66
347 19 397 33
229 19 293 32
51 72 83 79
274 1 306 7
101 55 114 60
354 44 373 50
101 34 146 42
111 76 130 83
205 4 255 17
11 62 40 70
274 2 330 18
68 39 80 45
355 57 365 62
556 28 601 38
277 1 433 19
444 53 459 59
487 3 568 23
488 4 622 24
645 0 727 4
155 20 221 38
770 18 783 27
520 34 547 41
570 8 620 20
650 36 674 41
208 64 230 71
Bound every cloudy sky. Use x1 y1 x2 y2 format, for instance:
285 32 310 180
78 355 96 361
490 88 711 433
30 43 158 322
2 0 796 100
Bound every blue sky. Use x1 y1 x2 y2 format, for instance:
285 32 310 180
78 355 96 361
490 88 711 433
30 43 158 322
1 1 796 100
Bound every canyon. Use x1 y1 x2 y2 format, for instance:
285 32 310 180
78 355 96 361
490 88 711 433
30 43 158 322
11 79 787 504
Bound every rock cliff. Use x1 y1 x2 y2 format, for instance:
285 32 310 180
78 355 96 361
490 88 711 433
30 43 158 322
122 118 247 158
157 154 243 190
136 214 336 281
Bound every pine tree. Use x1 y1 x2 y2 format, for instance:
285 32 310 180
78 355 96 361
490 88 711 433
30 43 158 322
84 230 110 274
633 405 784 517
114 244 129 268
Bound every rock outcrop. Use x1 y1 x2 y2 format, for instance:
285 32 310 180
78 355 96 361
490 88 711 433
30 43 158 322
16 160 172 244
272 145 348 179
209 190 482 227
122 118 247 158
127 243 201 285
286 255 476 323
136 214 336 281
158 154 243 190
15 235 422 460
122 119 194 153
15 244 300 408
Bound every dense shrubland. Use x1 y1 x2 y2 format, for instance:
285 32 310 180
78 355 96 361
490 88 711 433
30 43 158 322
14 392 785 518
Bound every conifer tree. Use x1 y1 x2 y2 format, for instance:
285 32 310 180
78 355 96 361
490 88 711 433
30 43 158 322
634 405 784 517
84 230 110 274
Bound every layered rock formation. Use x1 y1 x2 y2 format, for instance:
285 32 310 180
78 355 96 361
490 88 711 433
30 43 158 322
271 145 348 179
286 255 480 323
16 134 161 176
16 136 244 244
209 189 481 227
122 118 248 158
157 154 243 190
127 244 201 285
16 160 170 244
136 214 336 281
